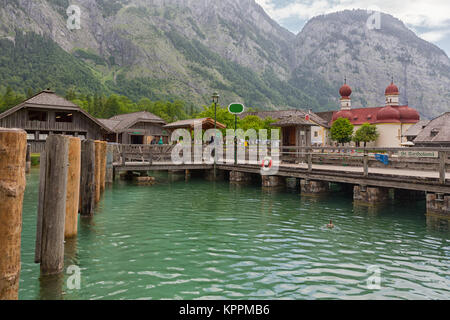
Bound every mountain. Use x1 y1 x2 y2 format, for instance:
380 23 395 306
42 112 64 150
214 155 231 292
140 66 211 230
0 1 448 118
293 10 450 119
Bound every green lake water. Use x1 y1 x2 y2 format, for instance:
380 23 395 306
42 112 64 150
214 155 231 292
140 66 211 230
19 168 449 300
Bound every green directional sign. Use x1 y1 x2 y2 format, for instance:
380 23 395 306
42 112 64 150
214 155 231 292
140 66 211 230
228 103 245 114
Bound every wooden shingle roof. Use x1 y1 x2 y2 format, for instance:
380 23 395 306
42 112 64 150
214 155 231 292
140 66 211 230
404 120 430 137
414 112 450 143
241 109 329 128
0 90 111 132
101 111 167 132
164 118 226 130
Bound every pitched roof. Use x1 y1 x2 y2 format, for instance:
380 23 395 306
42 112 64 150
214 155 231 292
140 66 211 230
414 112 450 143
105 111 166 132
0 90 111 132
241 109 329 128
164 118 227 129
404 120 430 137
315 111 335 124
271 116 315 127
97 119 121 131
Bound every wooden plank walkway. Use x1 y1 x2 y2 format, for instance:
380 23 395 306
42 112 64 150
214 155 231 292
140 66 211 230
112 144 450 193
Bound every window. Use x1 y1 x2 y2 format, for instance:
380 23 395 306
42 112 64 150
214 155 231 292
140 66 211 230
55 112 73 123
27 133 35 141
28 110 47 121
78 134 86 140
431 129 439 137
314 131 319 137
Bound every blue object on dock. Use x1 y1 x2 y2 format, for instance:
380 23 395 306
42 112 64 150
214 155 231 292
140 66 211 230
375 154 389 165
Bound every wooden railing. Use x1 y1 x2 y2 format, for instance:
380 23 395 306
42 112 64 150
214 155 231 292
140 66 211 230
113 144 175 165
113 144 449 183
279 146 449 184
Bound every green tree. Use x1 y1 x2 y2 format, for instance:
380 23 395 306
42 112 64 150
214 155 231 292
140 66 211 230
196 103 236 132
330 117 354 146
104 95 122 118
0 87 25 112
353 123 379 147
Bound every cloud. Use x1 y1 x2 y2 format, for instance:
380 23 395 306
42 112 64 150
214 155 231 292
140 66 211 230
255 0 450 30
419 30 450 42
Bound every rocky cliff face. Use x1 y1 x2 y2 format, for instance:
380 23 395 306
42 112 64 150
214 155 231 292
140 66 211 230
294 10 450 119
0 1 448 118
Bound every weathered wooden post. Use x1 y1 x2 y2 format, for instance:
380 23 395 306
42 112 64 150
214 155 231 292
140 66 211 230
100 141 107 193
307 147 313 172
65 137 81 238
36 135 70 276
363 149 369 177
0 128 27 300
25 143 31 173
106 144 114 184
148 146 153 165
80 140 96 216
94 140 102 203
121 145 126 166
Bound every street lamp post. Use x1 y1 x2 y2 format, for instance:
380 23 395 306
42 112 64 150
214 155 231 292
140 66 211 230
212 92 220 178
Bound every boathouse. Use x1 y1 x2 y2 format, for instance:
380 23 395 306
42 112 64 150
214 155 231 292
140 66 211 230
164 118 227 132
98 111 168 144
241 110 330 147
0 89 111 153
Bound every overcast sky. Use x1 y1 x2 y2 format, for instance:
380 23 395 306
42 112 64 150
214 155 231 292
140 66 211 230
255 0 450 57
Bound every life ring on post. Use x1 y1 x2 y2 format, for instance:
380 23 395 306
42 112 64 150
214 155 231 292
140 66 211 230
261 157 273 171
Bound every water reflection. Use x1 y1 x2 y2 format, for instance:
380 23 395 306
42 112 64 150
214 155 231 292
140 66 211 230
39 273 64 300
427 215 450 232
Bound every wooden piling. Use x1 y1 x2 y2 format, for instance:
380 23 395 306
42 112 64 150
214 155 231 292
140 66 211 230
0 128 27 300
35 150 46 264
106 144 114 184
80 140 96 216
100 141 107 192
25 144 31 173
94 140 102 203
38 135 70 275
64 137 81 239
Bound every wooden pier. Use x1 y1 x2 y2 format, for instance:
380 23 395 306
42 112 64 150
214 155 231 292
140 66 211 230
113 144 450 216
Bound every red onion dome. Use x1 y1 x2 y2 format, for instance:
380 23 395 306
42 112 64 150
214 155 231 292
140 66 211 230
339 84 352 98
376 106 401 123
385 82 399 95
398 106 420 123
333 110 353 122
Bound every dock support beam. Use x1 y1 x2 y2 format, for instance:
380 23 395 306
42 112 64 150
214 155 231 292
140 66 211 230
301 180 329 195
262 175 284 188
354 185 389 205
0 129 27 300
426 193 449 217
